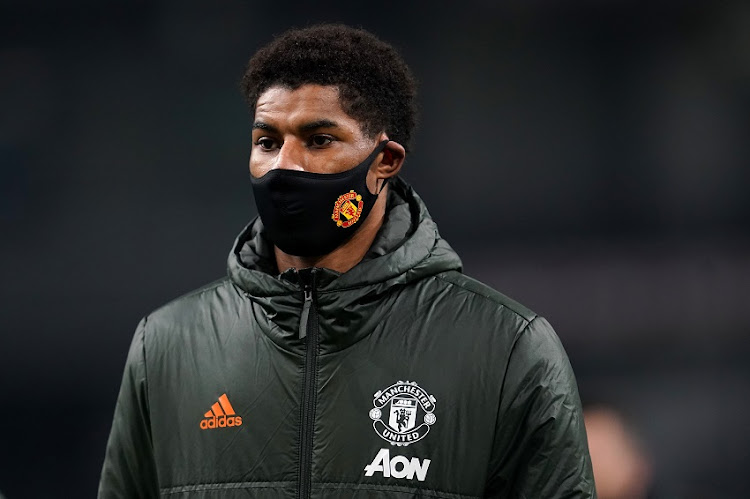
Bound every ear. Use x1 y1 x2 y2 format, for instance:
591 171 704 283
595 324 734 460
374 139 406 180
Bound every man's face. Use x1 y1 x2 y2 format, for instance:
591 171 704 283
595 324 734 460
250 84 381 182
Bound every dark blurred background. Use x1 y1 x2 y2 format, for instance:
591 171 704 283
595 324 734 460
1 0 749 497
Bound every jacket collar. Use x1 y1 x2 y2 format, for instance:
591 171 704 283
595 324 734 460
227 176 462 353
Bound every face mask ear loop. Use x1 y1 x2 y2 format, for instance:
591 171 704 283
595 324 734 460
375 139 391 195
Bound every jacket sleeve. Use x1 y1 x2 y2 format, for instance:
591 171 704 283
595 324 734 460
98 318 159 498
485 317 596 498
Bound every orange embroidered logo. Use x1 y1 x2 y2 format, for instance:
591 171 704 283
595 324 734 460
199 393 243 430
331 190 364 228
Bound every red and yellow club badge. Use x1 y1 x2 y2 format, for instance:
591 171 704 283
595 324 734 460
331 190 364 228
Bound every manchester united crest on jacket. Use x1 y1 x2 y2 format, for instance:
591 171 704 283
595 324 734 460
369 381 436 446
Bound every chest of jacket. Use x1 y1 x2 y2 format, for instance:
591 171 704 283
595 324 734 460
144 278 522 498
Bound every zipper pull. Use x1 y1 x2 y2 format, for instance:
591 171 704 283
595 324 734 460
299 288 312 339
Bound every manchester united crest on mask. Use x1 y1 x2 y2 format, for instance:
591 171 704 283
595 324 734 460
369 381 437 446
332 190 364 228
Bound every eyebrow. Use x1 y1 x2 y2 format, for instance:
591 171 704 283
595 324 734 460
252 121 277 132
252 119 340 133
299 119 339 131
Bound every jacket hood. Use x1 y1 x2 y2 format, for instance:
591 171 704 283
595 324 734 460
226 176 462 352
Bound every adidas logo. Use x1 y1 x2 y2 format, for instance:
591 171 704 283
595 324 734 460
199 393 243 430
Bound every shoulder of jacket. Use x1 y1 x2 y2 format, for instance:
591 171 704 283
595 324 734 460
434 270 538 323
141 277 237 329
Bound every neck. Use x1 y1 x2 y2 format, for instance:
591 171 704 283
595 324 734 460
275 185 388 274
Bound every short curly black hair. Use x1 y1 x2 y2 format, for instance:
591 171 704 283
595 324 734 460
241 24 418 151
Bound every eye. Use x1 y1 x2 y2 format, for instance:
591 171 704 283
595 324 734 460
310 135 334 147
255 137 278 151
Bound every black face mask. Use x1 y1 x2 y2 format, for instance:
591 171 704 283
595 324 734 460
250 140 390 257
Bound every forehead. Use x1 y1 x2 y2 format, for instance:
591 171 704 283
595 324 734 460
254 84 358 127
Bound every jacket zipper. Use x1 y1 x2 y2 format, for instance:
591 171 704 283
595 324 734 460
297 271 318 499
298 289 312 339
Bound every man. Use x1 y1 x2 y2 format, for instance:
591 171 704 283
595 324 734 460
99 24 595 498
